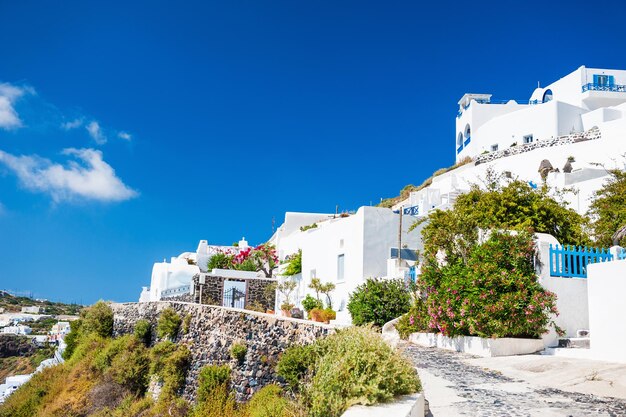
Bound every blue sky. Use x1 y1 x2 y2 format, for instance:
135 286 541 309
1 1 626 304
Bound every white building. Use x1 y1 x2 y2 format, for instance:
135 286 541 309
270 207 422 324
2 324 32 335
455 66 626 160
399 66 626 218
48 321 71 342
21 306 43 314
141 238 251 302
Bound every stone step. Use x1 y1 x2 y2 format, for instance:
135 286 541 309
558 337 590 349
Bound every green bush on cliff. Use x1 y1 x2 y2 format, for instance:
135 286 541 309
277 326 420 417
157 307 182 340
82 300 114 338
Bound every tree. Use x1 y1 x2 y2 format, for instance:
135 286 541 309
277 278 298 311
249 243 279 277
588 169 626 246
413 179 589 260
309 278 323 301
319 282 336 309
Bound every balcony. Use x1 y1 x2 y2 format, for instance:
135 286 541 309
582 83 626 93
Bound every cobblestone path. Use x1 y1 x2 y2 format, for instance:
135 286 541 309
404 344 626 417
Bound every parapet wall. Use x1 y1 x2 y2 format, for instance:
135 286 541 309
111 301 333 401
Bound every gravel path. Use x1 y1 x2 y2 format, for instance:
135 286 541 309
404 344 626 417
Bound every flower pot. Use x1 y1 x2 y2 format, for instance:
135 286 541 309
282 309 292 318
266 309 275 315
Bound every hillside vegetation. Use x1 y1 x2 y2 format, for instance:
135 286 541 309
0 302 420 417
0 291 82 316
377 156 473 208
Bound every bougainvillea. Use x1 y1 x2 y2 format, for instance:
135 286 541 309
206 243 279 277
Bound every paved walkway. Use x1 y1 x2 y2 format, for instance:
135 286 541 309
404 344 626 417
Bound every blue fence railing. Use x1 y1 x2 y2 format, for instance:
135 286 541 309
549 244 613 278
582 83 626 93
464 136 471 146
456 144 463 154
619 248 626 261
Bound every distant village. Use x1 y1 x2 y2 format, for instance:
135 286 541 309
0 293 79 402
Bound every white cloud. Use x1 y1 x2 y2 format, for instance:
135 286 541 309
0 83 31 130
61 118 84 130
0 148 137 202
86 121 107 145
117 131 132 141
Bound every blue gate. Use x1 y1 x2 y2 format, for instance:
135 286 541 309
549 244 613 278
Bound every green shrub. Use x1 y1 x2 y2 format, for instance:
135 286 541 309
247 384 290 417
62 318 83 360
157 307 182 340
307 326 420 417
82 300 114 338
347 278 411 327
395 298 432 339
149 341 190 398
196 364 231 404
94 335 150 394
229 342 247 363
182 314 192 334
276 344 315 391
207 251 234 270
282 249 302 276
134 319 152 345
301 294 323 317
323 308 336 322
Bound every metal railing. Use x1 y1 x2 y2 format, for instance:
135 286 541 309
549 244 613 278
223 287 246 309
582 83 626 93
619 248 626 261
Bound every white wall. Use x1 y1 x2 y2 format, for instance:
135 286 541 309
535 234 589 346
587 258 626 363
274 206 421 324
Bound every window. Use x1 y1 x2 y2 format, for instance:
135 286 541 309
310 269 316 279
337 255 345 283
523 135 534 144
339 239 344 249
491 144 499 152
594 74 615 86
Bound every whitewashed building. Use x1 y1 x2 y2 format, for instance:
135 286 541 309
140 238 251 302
399 66 626 217
2 324 32 335
270 207 422 324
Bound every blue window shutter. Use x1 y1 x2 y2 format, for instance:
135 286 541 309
609 75 615 86
593 74 599 84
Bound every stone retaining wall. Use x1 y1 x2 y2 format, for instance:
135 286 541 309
111 301 333 401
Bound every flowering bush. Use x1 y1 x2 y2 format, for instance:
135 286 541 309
417 231 560 338
206 243 279 277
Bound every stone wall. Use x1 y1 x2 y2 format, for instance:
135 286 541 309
475 127 601 165
111 301 332 401
192 273 277 310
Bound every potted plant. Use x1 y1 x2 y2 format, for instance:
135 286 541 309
310 308 325 322
281 302 295 317
277 278 297 318
302 294 323 319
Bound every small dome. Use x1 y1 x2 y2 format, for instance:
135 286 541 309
530 87 545 103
